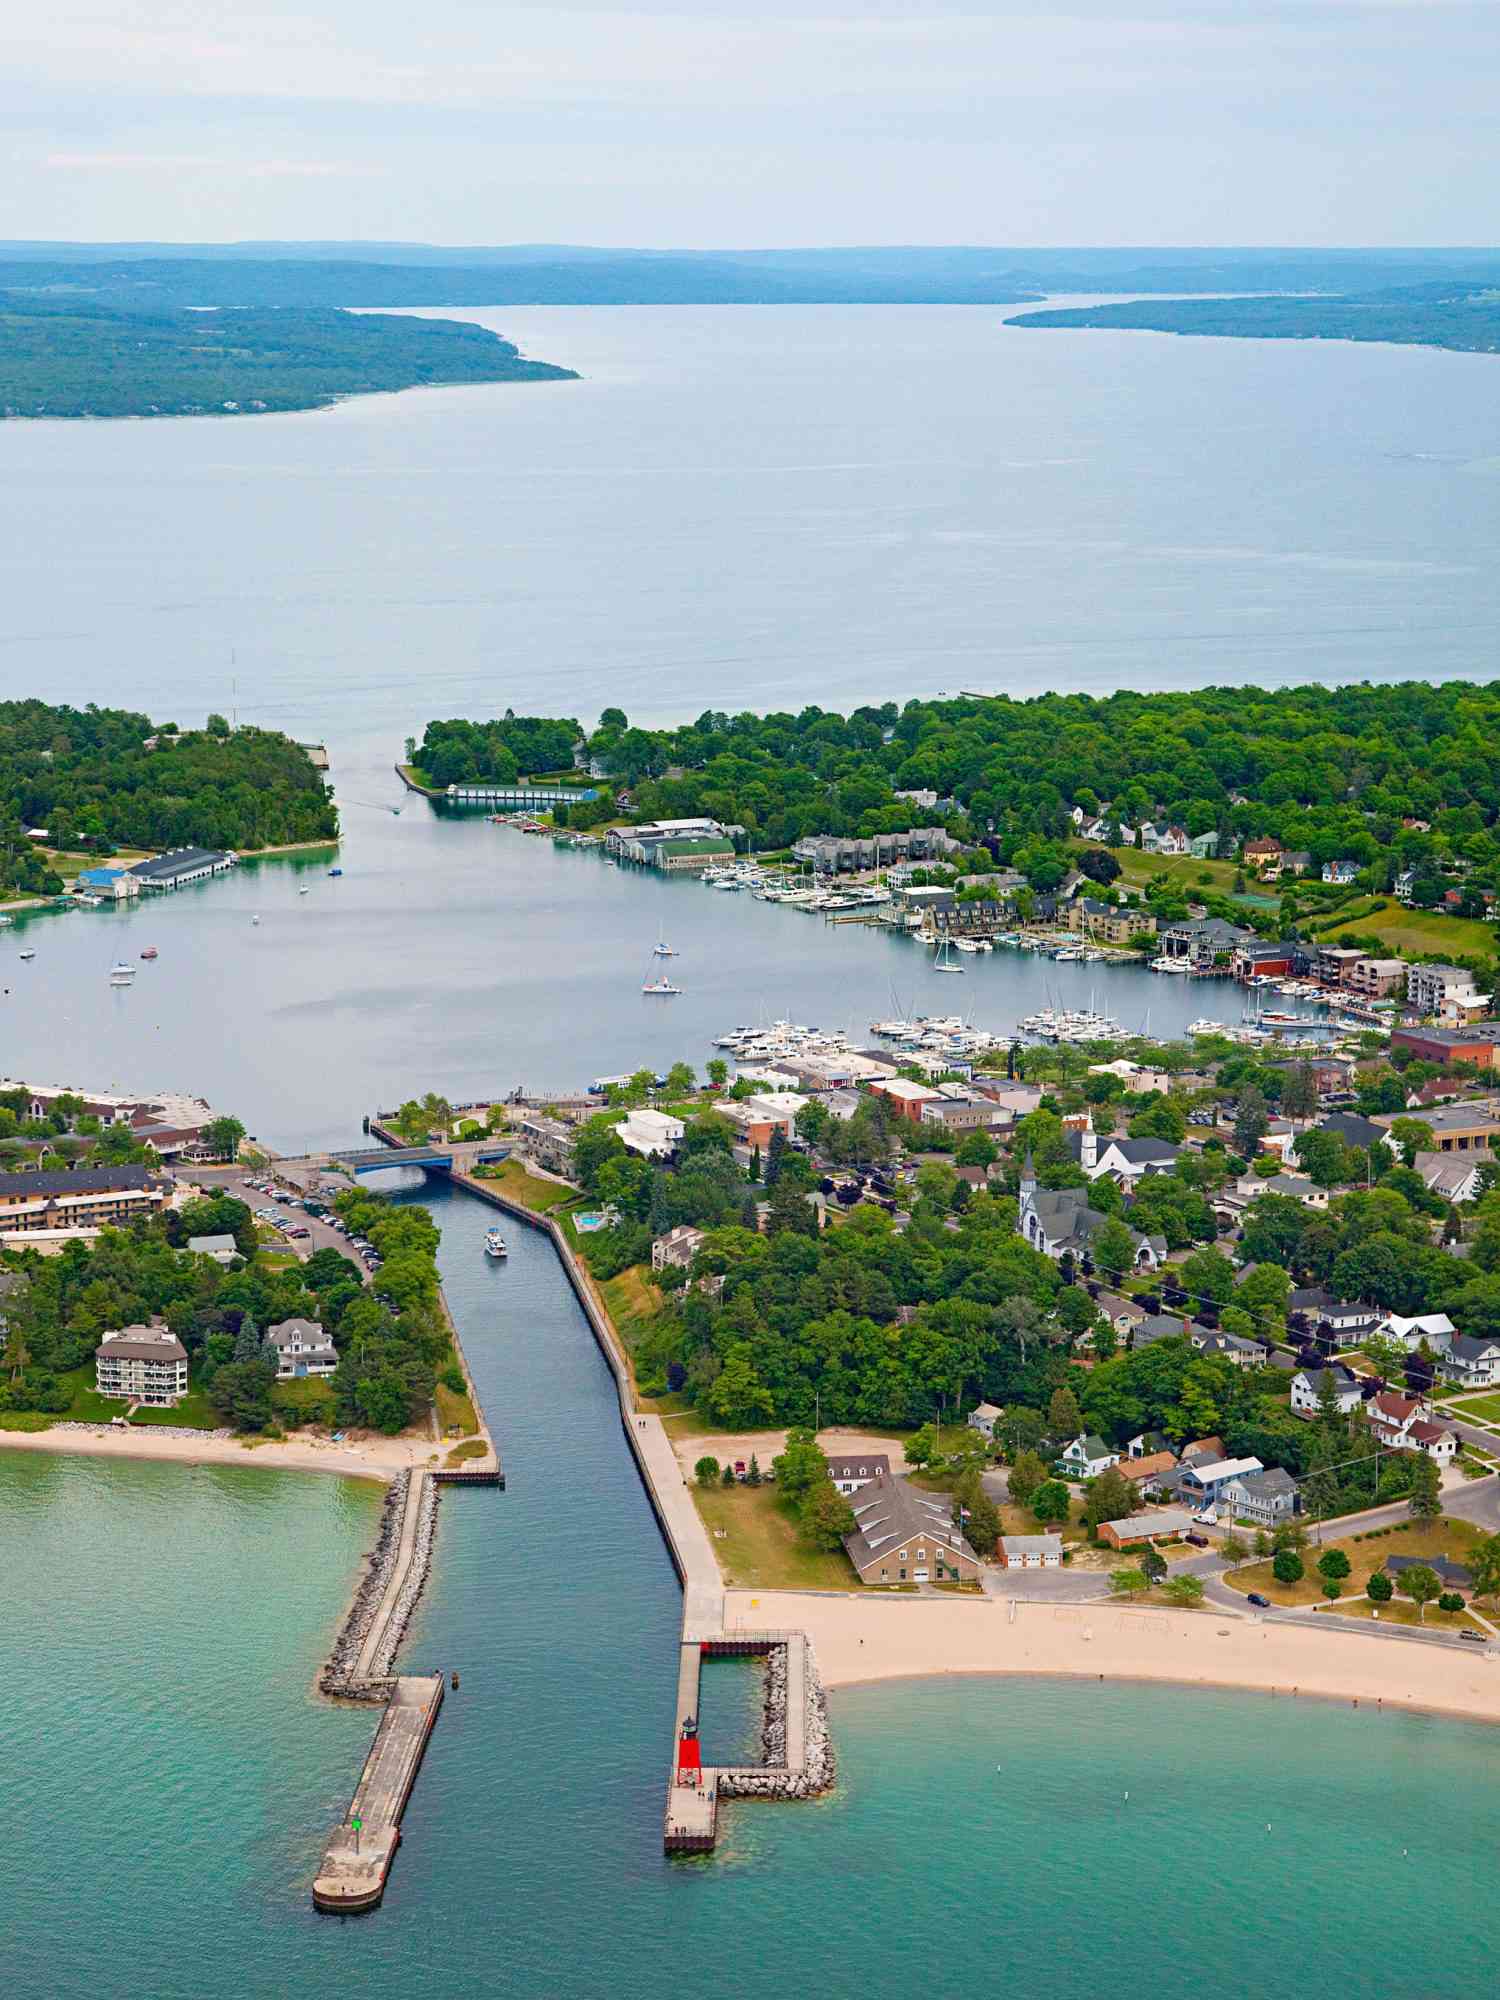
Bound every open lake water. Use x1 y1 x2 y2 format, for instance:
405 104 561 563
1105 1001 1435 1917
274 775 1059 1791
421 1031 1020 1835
4 306 1500 1990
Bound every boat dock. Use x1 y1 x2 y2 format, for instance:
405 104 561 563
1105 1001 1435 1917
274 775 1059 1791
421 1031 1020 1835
312 1675 445 1912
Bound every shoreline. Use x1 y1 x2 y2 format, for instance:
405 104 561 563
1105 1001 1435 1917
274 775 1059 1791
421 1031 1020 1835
736 1591 1500 1728
0 1420 426 1484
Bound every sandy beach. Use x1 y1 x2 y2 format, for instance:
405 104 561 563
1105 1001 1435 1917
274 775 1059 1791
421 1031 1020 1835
0 1422 432 1484
729 1589 1500 1725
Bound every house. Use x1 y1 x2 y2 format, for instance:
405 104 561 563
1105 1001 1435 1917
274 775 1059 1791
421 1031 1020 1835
651 1225 706 1273
1158 916 1256 968
793 828 956 874
1018 1159 1165 1271
618 1108 684 1158
1172 1455 1266 1518
868 1078 945 1123
1220 1466 1300 1524
1287 1289 1380 1343
187 1232 239 1265
1413 1152 1487 1204
1097 1507 1193 1549
1232 940 1302 982
1316 946 1367 988
843 1472 983 1585
128 847 236 891
1188 831 1220 860
1131 1313 1192 1352
265 1317 339 1380
1095 1292 1147 1340
1390 1026 1500 1073
998 1534 1064 1569
1366 1393 1456 1462
1314 1111 1385 1151
967 1401 1004 1440
1126 1429 1172 1459
94 1326 189 1406
1071 1123 1182 1186
517 1113 576 1177
1385 1554 1473 1594
0 1164 172 1246
1382 1312 1456 1351
1438 1334 1500 1390
1191 1326 1267 1369
1322 859 1361 885
1056 1433 1119 1480
1290 1365 1364 1417
1244 839 1283 874
1347 957 1406 999
826 1453 891 1496
1118 1451 1179 1498
1234 1174 1328 1211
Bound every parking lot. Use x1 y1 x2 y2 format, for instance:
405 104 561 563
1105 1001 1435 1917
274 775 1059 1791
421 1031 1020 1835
180 1166 372 1281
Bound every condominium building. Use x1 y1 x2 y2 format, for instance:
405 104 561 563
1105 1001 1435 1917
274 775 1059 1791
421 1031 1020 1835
94 1326 189 1406
0 1165 171 1245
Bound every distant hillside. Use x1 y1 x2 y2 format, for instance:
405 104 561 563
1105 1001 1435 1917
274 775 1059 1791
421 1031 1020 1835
0 297 576 419
1004 284 1500 358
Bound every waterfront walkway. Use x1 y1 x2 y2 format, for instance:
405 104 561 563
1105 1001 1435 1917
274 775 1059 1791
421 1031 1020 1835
313 1676 445 1913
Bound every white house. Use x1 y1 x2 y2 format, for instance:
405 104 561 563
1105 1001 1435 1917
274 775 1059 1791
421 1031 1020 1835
1056 1433 1119 1480
1365 1392 1456 1463
1290 1366 1365 1418
265 1317 339 1380
967 1401 1004 1440
1074 1122 1182 1186
618 1108 685 1158
1322 859 1361 885
826 1452 891 1496
1439 1334 1500 1390
187 1232 239 1265
1383 1312 1457 1351
651 1224 705 1273
1220 1465 1300 1524
94 1325 189 1406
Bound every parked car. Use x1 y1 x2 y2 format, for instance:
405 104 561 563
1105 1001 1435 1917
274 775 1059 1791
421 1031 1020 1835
1247 1592 1271 1608
1460 1631 1487 1644
286 1225 310 1240
1184 1532 1209 1548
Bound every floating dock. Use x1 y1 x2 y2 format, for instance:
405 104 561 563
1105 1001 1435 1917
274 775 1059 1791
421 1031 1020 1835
312 1676 445 1912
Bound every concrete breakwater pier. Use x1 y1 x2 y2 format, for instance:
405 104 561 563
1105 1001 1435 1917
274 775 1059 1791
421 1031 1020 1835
446 1163 835 1853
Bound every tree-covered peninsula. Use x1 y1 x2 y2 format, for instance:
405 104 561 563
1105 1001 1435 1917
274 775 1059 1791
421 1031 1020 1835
1005 282 1500 359
0 296 576 419
0 701 338 893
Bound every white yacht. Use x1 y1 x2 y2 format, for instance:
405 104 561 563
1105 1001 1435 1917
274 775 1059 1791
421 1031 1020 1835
484 1228 508 1259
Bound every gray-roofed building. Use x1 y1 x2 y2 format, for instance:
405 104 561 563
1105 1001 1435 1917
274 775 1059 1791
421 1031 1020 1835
825 1452 891 1496
1132 1313 1192 1351
0 1163 171 1243
266 1316 339 1379
1098 1507 1193 1549
966 1401 1004 1440
187 1232 240 1265
1290 1365 1365 1417
128 847 236 891
1221 1465 1300 1523
1018 1158 1164 1271
1438 1333 1500 1390
843 1472 982 1585
95 1325 189 1405
998 1534 1064 1569
1314 1111 1386 1151
1385 1554 1474 1593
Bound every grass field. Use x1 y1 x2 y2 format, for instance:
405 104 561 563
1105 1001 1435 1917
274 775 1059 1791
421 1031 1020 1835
435 1377 479 1435
1445 1392 1500 1425
1319 896 1497 958
692 1482 860 1590
271 1375 335 1425
1316 1596 1488 1632
1069 841 1242 896
473 1158 577 1211
1223 1517 1486 1608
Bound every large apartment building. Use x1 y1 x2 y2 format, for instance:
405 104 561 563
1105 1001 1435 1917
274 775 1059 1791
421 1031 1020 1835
94 1326 189 1406
0 1165 172 1245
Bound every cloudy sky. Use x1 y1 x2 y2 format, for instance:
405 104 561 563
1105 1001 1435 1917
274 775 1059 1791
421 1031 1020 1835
6 0 1497 245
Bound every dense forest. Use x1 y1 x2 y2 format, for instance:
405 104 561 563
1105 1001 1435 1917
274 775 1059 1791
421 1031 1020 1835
0 700 338 886
0 296 576 419
414 681 1500 904
1006 283 1500 359
410 713 584 788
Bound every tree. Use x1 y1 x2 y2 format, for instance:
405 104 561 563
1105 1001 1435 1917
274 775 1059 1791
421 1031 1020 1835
1317 1548 1351 1587
206 712 230 737
721 1460 737 1486
1030 1479 1072 1526
962 1486 1001 1558
956 1130 998 1169
747 1453 762 1487
706 1058 728 1089
1092 1217 1138 1283
1233 1086 1270 1159
1110 1567 1151 1598
1272 1547 1304 1587
904 1423 939 1470
665 1062 696 1097
1387 1118 1436 1169
773 1426 828 1503
1438 1591 1465 1614
1399 1562 1441 1622
1084 1466 1136 1536
207 1356 274 1431
1279 1062 1319 1120
1007 1449 1047 1509
1407 1451 1442 1519
1140 1546 1168 1586
708 1343 775 1426
204 1114 245 1161
695 1454 720 1488
800 1480 855 1551
1469 1530 1500 1601
1219 1532 1249 1564
1163 1574 1205 1608
232 1312 260 1364
1048 1384 1082 1437
1367 1569 1393 1603
1179 1246 1235 1308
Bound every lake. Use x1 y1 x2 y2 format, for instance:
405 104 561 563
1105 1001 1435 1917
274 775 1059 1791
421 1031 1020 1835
4 303 1500 1990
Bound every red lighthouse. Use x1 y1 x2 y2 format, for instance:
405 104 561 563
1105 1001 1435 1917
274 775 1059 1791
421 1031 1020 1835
676 1714 702 1787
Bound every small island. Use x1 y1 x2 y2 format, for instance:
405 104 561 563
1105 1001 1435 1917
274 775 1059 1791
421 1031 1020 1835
1005 282 1500 359
0 296 577 419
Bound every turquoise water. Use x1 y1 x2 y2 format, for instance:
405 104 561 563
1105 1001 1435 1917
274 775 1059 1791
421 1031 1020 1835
7 1179 1500 1998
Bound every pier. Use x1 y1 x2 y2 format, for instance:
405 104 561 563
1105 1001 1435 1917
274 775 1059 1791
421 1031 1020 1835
312 1675 445 1913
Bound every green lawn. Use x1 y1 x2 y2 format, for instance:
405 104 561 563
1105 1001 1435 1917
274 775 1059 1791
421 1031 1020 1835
1068 841 1242 896
1316 1596 1489 1633
1223 1517 1486 1608
271 1375 336 1426
1447 1393 1500 1425
692 1482 860 1590
1319 896 1497 958
473 1158 577 1211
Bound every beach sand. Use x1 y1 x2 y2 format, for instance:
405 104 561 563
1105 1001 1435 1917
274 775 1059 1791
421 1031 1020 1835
0 1422 431 1484
728 1589 1500 1725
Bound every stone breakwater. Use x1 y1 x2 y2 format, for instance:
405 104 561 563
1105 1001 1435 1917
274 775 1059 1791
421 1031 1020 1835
320 1471 438 1698
47 1420 235 1441
719 1641 835 1801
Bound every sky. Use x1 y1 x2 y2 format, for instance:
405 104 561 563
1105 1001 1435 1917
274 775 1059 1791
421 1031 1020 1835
6 0 1499 246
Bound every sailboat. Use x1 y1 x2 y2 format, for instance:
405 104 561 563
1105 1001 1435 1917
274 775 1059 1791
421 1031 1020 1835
933 939 965 974
652 932 678 957
642 971 682 994
109 960 135 985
